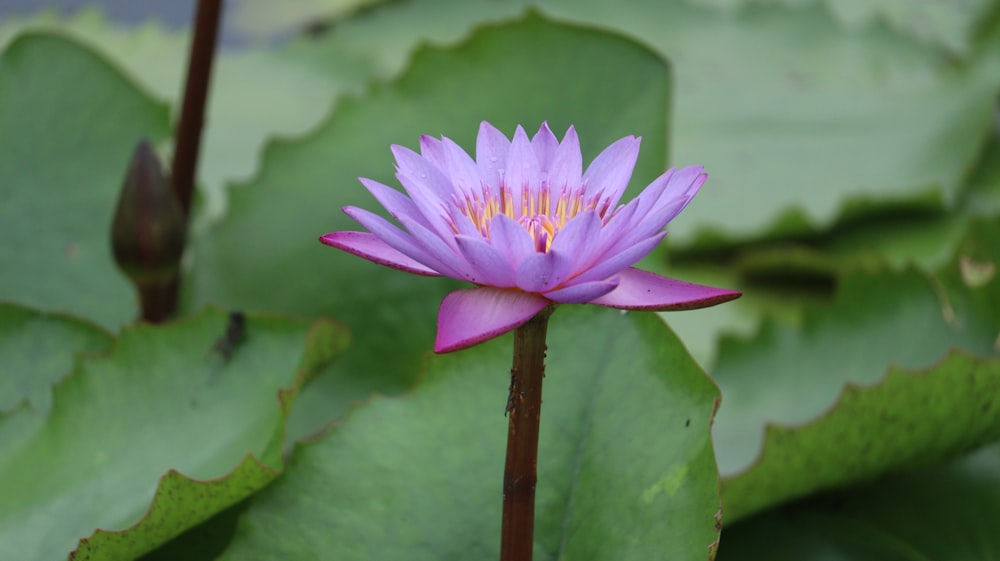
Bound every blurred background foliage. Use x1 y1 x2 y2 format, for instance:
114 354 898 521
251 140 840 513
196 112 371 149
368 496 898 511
1 0 999 559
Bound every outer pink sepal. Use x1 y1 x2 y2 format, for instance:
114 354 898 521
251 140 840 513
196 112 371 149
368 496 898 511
319 231 441 277
435 287 549 353
589 267 741 311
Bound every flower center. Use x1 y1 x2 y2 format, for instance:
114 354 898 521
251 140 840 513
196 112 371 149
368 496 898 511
452 182 611 252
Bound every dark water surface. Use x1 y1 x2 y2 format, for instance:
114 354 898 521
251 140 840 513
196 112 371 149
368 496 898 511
1 1 258 47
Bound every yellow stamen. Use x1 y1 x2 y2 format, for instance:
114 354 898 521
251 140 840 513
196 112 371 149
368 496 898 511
451 182 609 252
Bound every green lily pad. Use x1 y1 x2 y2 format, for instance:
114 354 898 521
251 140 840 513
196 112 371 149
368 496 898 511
820 130 1000 267
0 9 369 221
0 308 348 561
676 130 1000 279
659 139 999 371
681 0 997 57
722 350 1000 522
0 31 170 328
298 0 1000 244
640 244 829 370
14 2 992 248
217 305 723 561
711 218 1000 521
0 303 114 413
227 0 387 40
71 458 275 561
717 441 1000 561
138 501 247 561
544 0 1000 244
186 12 672 442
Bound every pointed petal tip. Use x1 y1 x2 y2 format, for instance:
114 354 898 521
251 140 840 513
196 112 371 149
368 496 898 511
512 124 530 140
479 120 505 133
319 231 442 277
589 268 741 311
582 134 643 204
561 124 579 144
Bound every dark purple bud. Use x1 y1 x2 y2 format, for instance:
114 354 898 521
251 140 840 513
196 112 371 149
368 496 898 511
111 140 187 322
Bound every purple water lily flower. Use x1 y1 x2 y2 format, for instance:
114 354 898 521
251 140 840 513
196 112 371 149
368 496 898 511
321 121 741 352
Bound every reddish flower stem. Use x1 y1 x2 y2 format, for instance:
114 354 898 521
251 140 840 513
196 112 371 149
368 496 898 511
501 307 553 561
172 0 222 217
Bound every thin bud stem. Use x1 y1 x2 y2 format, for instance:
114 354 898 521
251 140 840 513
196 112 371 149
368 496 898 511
501 306 554 561
172 0 223 217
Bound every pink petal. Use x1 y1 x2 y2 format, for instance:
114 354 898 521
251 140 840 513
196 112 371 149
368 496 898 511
319 231 441 276
419 135 448 170
505 125 539 213
590 197 641 259
544 278 618 304
391 145 461 242
548 210 601 275
634 165 705 226
393 210 479 282
394 170 449 231
572 231 667 285
582 135 640 209
442 137 483 195
449 208 483 238
548 125 582 192
531 122 559 172
630 167 677 222
435 288 550 353
476 121 511 192
489 214 534 269
590 268 741 310
515 249 574 293
359 177 431 230
344 206 462 279
455 235 517 287
603 197 687 257
391 144 454 199
605 167 705 254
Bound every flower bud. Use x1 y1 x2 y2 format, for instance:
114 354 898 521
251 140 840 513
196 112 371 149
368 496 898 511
110 140 187 322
